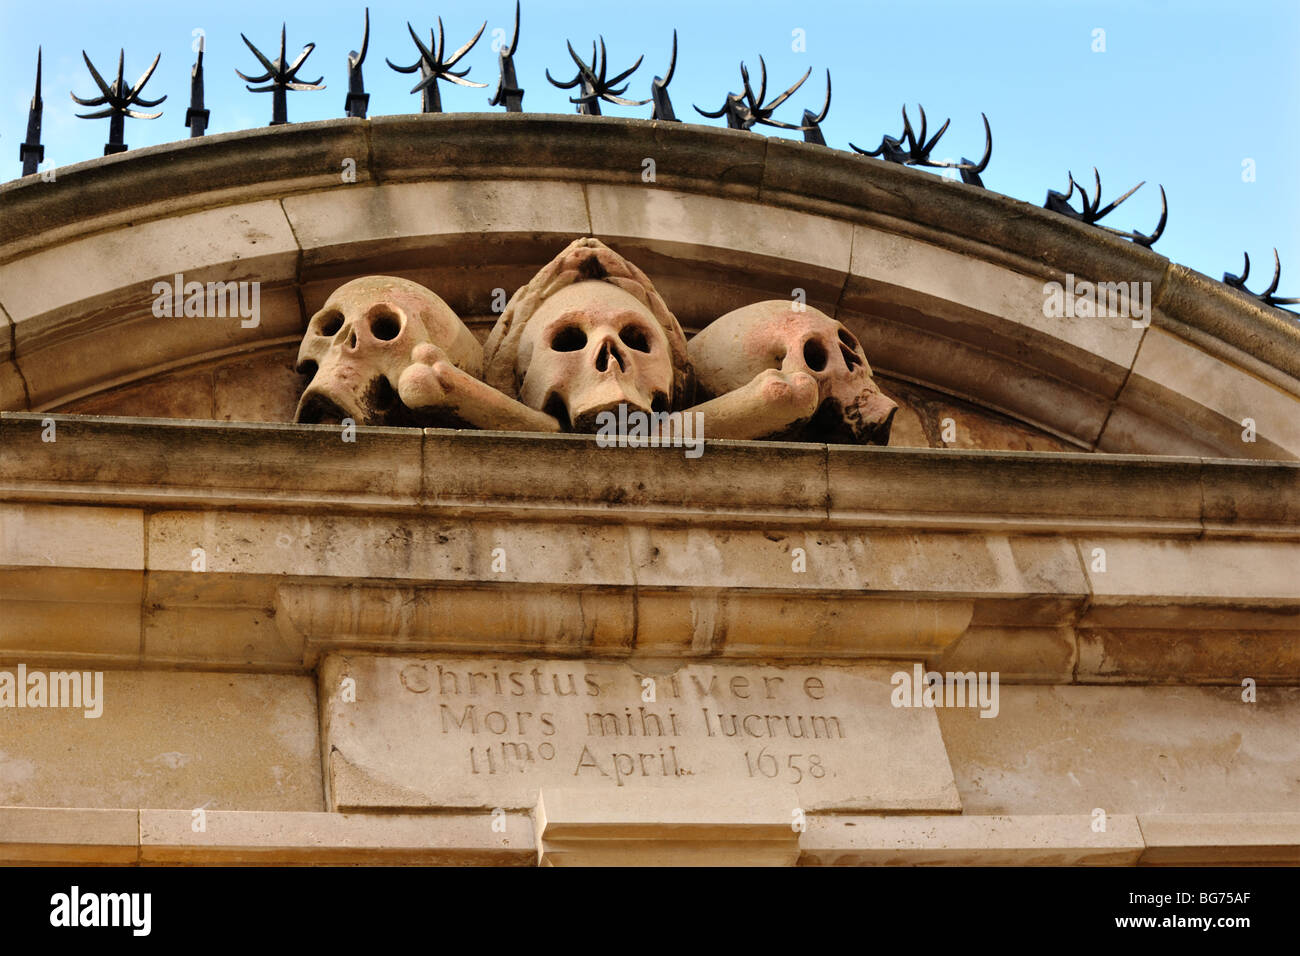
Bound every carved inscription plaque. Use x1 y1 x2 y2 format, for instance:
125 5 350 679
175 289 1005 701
322 655 960 812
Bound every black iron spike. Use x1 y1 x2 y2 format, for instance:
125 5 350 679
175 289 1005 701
695 57 811 132
72 48 165 155
851 104 989 182
801 71 831 145
345 7 371 118
650 30 678 121
20 47 44 175
489 0 524 111
1226 249 1299 312
237 23 324 126
185 37 209 138
1043 169 1166 248
390 16 487 113
548 35 648 115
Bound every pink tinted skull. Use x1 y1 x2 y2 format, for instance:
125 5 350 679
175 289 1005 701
516 281 674 430
294 276 482 425
690 300 897 444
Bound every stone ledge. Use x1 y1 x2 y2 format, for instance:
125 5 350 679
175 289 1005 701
799 814 1145 866
2 415 1297 532
0 807 139 864
2 417 1298 677
1137 813 1300 865
6 806 1294 865
535 789 801 866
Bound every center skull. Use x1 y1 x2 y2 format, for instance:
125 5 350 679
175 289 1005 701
516 281 674 431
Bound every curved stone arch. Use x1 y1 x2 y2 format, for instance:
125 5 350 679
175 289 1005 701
0 115 1296 458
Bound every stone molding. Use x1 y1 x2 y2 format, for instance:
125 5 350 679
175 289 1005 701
3 415 1298 680
3 805 1295 866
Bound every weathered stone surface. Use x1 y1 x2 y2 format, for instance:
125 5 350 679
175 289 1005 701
282 180 590 274
940 685 1300 815
0 119 369 256
845 221 1144 381
585 185 853 309
56 367 216 419
0 670 323 811
936 626 1078 683
321 655 960 813
214 350 302 423
139 808 535 865
799 813 1145 866
1136 812 1300 865
0 806 139 864
0 303 26 411
1100 326 1300 460
535 788 801 866
0 415 424 508
1 201 298 329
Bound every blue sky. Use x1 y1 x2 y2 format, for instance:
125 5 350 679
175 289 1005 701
2 0 1297 295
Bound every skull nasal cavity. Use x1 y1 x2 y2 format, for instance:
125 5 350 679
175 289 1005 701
550 326 587 352
595 342 625 373
369 309 401 341
841 345 863 370
803 338 829 372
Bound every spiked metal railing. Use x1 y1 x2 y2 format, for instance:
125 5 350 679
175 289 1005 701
694 56 811 131
388 17 487 113
649 30 679 121
1043 169 1167 248
344 8 371 118
71 49 166 154
850 105 991 186
20 47 44 175
15 18 1300 312
237 24 324 126
1225 251 1299 312
800 73 832 145
185 38 209 137
489 1 524 112
547 37 648 116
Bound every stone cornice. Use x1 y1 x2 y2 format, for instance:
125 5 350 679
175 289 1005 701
3 416 1298 681
1 414 1298 534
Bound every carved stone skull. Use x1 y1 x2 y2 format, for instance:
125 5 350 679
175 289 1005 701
515 281 675 430
688 300 898 444
294 276 482 426
483 237 693 433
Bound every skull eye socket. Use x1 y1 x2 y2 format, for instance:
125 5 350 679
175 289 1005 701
619 326 651 353
803 338 829 372
317 311 344 336
550 325 588 352
368 307 402 341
